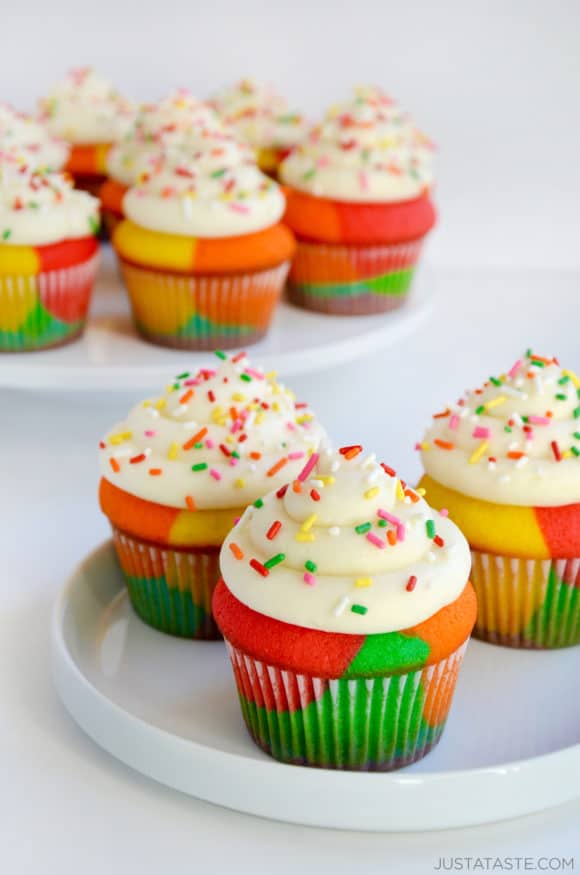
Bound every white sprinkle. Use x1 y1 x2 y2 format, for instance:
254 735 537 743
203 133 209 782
329 526 340 536
508 440 520 451
365 467 381 484
515 377 524 388
534 374 544 396
534 465 545 479
503 385 527 399
487 460 497 472
147 408 160 419
516 456 528 469
249 463 257 472
470 414 480 422
330 459 341 473
511 412 524 427
427 551 436 563
113 448 132 459
144 447 152 457
334 596 349 617
363 453 376 468
310 479 324 489
182 420 199 429
172 404 187 417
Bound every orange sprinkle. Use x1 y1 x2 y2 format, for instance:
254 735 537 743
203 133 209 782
267 457 288 477
185 495 196 511
433 408 451 419
507 451 525 460
250 451 262 460
339 444 362 460
229 406 238 421
292 479 302 493
149 468 162 476
434 439 455 451
531 355 553 365
179 389 194 405
109 458 120 473
183 427 208 450
404 488 420 503
386 530 397 546
229 543 244 560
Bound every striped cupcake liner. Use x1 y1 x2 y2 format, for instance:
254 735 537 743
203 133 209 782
224 639 468 771
287 238 424 315
471 549 580 649
0 253 99 352
112 527 221 639
119 259 289 350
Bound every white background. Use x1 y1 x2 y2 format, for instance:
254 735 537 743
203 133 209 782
2 1 580 872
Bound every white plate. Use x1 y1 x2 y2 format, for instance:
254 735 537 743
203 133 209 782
1 248 430 390
52 541 580 832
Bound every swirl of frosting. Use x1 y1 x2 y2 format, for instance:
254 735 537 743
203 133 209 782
39 67 133 145
123 122 285 237
421 351 580 506
0 103 69 171
107 90 221 186
211 78 308 150
220 446 470 634
99 352 327 509
280 85 434 203
0 160 100 244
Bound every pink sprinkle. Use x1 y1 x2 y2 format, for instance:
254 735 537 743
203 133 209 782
144 430 156 437
209 468 222 481
229 202 250 214
228 457 239 467
358 171 369 191
366 532 385 549
288 451 305 461
303 572 316 586
244 368 264 380
508 359 523 379
233 516 240 525
230 420 242 434
396 524 406 542
472 426 491 439
298 453 319 482
317 155 330 168
528 415 550 425
184 378 201 386
439 508 449 517
286 422 297 432
377 509 401 526
449 414 460 431
205 438 214 449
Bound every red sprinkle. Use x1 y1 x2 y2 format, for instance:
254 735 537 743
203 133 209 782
99 441 106 449
310 488 321 501
130 453 146 465
250 558 269 578
551 440 562 462
267 521 282 540
381 464 396 477
276 484 289 499
339 444 362 460
406 575 418 592
434 535 445 548
232 352 246 363
208 390 216 403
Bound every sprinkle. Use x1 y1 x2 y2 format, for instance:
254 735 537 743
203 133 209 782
334 596 349 617
305 559 317 573
303 572 316 586
288 451 305 461
301 513 317 532
229 543 244 560
192 462 208 472
149 468 162 476
563 369 580 389
276 484 289 499
234 478 245 488
351 604 368 616
355 522 372 535
310 488 321 501
295 532 315 542
386 530 397 546
366 532 385 549
574 407 580 419
267 521 282 540
364 486 379 500
264 553 285 570
179 389 194 405
434 439 455 450
185 495 196 511
254 498 264 508
355 577 372 588
484 396 507 411
396 480 405 502
405 488 420 504
397 525 406 542
469 441 489 464
329 526 340 536
434 535 445 547
214 350 227 360
572 447 580 457
381 464 396 477
297 453 319 481
129 452 146 465
339 444 362 460
267 457 288 477
508 359 523 379
439 508 449 517
426 519 436 539
318 475 335 485
209 468 221 481
449 414 460 431
168 441 179 460
406 575 418 592
183 427 208 450
377 509 401 526
154 398 166 410
250 558 269 578
472 426 491 439
109 430 132 445
109 458 120 473
528 415 550 425
551 441 562 462
292 480 302 493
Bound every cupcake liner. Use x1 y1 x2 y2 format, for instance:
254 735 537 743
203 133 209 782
0 252 99 352
287 238 424 315
471 548 580 649
112 527 221 639
118 258 289 350
224 639 468 770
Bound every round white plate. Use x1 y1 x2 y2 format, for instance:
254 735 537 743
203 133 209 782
52 541 580 832
1 248 430 390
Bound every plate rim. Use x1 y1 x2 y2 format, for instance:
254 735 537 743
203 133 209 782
51 539 580 832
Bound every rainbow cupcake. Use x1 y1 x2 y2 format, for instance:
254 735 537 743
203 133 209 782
0 156 100 351
99 351 327 638
214 446 476 770
112 121 294 350
419 350 580 649
280 86 436 315
0 103 69 171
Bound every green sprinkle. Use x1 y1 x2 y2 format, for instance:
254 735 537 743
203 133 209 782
194 442 203 449
574 407 580 419
231 450 241 459
504 426 512 433
351 604 368 616
577 388 580 399
305 560 317 573
555 393 567 401
377 518 388 527
572 447 580 457
426 519 436 539
211 168 227 178
531 359 545 368
214 350 227 360
240 373 252 382
526 348 533 358
254 498 264 508
522 415 529 423
355 522 372 535
264 553 285 569
475 405 485 415
191 463 208 472
176 372 190 380
490 376 502 386
302 168 316 181
574 432 580 440
558 376 570 385
172 382 180 390
2 229 11 240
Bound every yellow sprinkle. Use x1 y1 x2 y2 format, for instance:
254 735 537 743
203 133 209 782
109 430 132 445
416 487 426 496
255 412 265 425
265 371 277 380
364 487 380 500
355 577 373 588
225 435 234 444
142 400 151 408
295 532 315 542
272 401 280 412
168 441 179 460
155 398 167 410
317 475 335 485
231 393 246 402
396 480 405 501
563 369 580 389
469 440 489 464
296 414 313 425
484 396 506 410
286 389 296 400
166 384 177 393
301 513 318 532
563 450 573 459
419 441 430 451
211 406 224 422
234 478 245 488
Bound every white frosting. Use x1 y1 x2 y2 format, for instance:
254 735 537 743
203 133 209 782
0 160 100 244
220 447 470 634
107 90 220 186
421 352 580 506
211 78 308 150
39 67 133 145
123 123 285 237
280 85 434 203
99 354 326 509
0 104 69 171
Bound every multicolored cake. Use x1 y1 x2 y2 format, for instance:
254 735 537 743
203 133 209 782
279 86 436 315
214 446 475 770
99 350 327 638
419 350 580 648
112 121 294 350
0 103 69 171
0 155 100 351
211 78 308 178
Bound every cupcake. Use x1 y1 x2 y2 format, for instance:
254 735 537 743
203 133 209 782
112 122 294 350
213 446 475 770
100 89 219 235
0 156 100 351
418 350 580 649
279 86 436 315
38 67 133 197
211 78 308 178
0 103 69 171
99 351 327 638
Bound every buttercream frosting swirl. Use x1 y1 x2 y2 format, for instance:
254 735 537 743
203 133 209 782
421 351 580 506
99 352 326 510
220 446 470 634
211 78 308 151
0 159 100 244
0 103 69 171
39 67 133 145
280 85 434 203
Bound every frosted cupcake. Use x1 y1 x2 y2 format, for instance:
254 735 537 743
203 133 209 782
99 351 326 638
0 103 69 171
419 350 580 648
112 122 294 350
38 67 133 196
214 446 475 770
280 86 436 315
0 157 100 351
100 90 220 234
211 78 308 178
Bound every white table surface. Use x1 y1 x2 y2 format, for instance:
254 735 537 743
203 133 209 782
2 264 580 872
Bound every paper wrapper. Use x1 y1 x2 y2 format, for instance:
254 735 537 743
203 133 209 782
287 238 424 315
224 639 468 771
471 548 580 649
0 252 99 352
112 527 222 639
118 258 288 350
